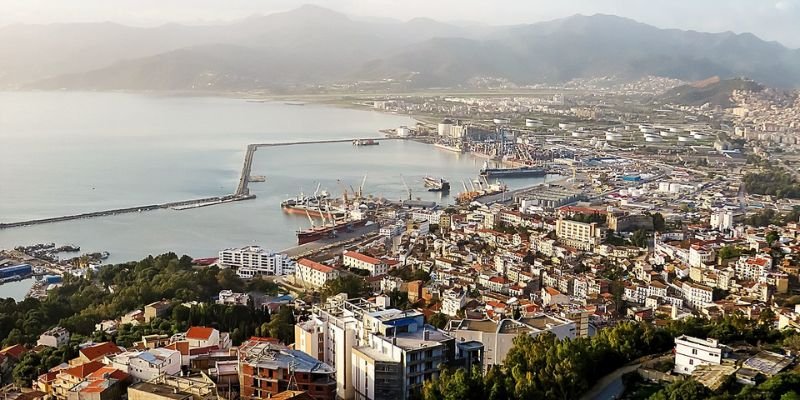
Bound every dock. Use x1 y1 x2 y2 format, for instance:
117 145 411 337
1 137 393 230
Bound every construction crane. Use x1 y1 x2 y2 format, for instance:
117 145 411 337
337 179 349 203
400 174 412 201
359 175 367 199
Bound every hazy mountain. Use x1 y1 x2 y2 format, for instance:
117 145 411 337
8 6 800 91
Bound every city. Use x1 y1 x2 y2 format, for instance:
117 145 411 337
2 2 800 400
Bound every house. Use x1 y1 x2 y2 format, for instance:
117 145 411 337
109 348 181 383
144 301 171 323
77 342 123 364
37 327 70 348
542 287 569 306
184 327 222 349
674 335 727 375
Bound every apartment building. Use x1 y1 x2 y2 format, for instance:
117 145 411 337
218 246 296 278
555 218 605 251
343 251 388 277
295 259 340 288
238 338 336 400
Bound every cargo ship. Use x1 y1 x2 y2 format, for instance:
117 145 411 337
456 180 508 204
353 139 379 146
480 161 546 178
423 176 450 192
296 218 368 245
281 194 345 219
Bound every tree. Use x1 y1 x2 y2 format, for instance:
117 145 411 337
631 229 648 248
650 378 710 400
766 230 780 245
428 313 449 329
320 275 369 300
267 306 295 345
652 212 666 232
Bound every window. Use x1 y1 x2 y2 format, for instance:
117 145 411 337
689 359 694 365
691 348 697 355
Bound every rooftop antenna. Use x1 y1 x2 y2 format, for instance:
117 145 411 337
287 359 299 391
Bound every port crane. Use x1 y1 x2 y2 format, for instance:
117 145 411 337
337 179 349 203
358 175 367 199
400 174 412 201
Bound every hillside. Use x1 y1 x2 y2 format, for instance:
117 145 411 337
7 7 800 91
658 77 763 107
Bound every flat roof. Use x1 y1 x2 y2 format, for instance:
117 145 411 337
129 382 192 400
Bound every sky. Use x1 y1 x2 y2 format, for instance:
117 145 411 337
1 0 799 48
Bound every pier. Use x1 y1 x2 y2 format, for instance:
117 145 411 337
1 137 393 230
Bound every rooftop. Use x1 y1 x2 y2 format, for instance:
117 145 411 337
129 382 192 400
238 340 334 374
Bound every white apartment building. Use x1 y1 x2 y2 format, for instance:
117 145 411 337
555 219 605 251
295 258 340 288
343 251 388 277
678 281 713 310
109 348 181 382
411 210 444 225
735 255 771 281
37 327 70 348
218 246 296 278
710 209 734 231
674 335 726 375
689 245 715 269
440 289 466 317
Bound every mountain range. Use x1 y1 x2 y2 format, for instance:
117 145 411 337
1 5 799 91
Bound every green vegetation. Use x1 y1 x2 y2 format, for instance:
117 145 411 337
645 370 800 400
631 229 649 248
567 212 606 224
744 171 800 199
427 312 450 329
423 315 791 400
744 206 800 227
320 275 369 301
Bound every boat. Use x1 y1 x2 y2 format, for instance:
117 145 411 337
284 101 306 106
281 192 346 219
480 161 546 178
423 176 450 192
353 139 379 146
296 218 368 245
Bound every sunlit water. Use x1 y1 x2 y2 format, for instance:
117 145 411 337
0 92 553 263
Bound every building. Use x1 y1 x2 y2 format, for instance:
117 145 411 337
446 315 575 368
0 264 32 280
183 327 225 349
144 301 171 323
555 219 605 251
295 259 340 288
109 349 182 382
219 246 296 278
38 327 70 348
128 382 193 400
217 290 250 306
678 281 714 310
674 335 727 375
77 342 123 364
606 212 653 233
710 209 734 231
342 251 387 277
440 289 466 317
238 338 336 400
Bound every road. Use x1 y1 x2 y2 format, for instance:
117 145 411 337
579 363 641 400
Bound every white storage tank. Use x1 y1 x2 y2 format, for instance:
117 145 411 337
645 136 662 142
558 123 576 130
692 132 707 140
640 127 656 134
572 131 586 138
678 136 692 142
493 118 510 125
525 118 543 127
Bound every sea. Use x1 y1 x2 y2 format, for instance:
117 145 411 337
0 92 554 268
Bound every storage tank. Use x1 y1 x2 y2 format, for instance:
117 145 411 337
660 131 674 137
572 131 586 138
640 127 656 134
678 136 692 142
558 123 576 130
645 136 662 142
493 118 510 125
525 118 543 128
692 132 707 140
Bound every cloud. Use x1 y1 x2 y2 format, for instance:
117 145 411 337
775 0 796 10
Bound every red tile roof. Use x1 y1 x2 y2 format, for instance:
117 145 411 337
344 251 382 265
545 287 562 296
0 344 26 360
87 366 128 382
298 258 336 273
186 326 215 340
63 360 105 379
79 342 122 361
